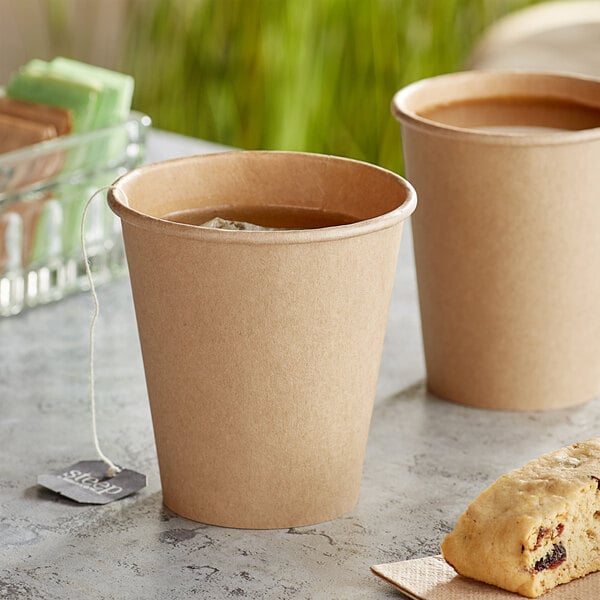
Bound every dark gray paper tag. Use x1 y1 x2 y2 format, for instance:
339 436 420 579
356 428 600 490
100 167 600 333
37 460 146 504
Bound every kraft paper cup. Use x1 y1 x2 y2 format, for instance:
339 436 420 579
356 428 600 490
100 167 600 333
108 151 416 528
392 70 600 411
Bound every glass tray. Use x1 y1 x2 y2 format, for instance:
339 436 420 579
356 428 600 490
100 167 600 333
0 111 151 316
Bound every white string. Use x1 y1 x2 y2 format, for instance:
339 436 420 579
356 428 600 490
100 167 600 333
81 186 121 478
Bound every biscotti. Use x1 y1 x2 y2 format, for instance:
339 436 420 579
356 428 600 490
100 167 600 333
441 438 600 598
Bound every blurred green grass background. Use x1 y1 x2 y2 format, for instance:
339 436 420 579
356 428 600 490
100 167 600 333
54 0 544 173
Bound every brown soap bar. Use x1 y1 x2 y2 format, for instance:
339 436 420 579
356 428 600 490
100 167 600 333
0 96 72 136
0 113 56 154
0 96 72 190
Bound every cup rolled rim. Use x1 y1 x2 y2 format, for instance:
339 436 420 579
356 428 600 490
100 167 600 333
108 151 417 245
392 69 600 145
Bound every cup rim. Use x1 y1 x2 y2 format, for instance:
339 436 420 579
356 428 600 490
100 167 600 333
108 150 417 245
392 69 600 146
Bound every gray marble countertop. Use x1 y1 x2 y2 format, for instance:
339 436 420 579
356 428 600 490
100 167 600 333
2 130 600 599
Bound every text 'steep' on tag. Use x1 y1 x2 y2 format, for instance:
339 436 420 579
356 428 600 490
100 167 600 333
37 460 146 505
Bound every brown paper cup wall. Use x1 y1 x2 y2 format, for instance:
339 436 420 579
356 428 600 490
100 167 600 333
393 71 600 411
108 151 416 528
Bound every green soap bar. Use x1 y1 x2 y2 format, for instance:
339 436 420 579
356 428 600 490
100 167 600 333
50 57 134 126
48 59 133 169
30 197 63 266
6 61 101 132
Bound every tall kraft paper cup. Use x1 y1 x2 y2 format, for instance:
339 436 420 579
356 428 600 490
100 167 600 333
392 71 600 411
108 151 416 528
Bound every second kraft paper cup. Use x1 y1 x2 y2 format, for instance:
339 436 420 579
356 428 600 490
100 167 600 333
393 70 600 411
108 151 416 528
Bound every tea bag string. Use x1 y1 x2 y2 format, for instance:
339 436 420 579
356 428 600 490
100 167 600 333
81 186 121 478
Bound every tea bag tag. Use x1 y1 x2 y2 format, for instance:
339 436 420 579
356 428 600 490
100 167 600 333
38 461 146 505
37 187 146 504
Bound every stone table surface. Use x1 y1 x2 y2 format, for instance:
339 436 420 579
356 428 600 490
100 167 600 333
2 129 600 600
